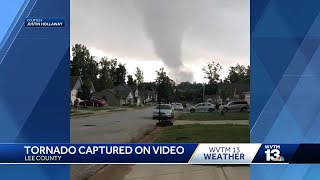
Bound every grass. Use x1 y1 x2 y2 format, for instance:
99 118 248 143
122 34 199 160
176 112 249 121
70 110 77 114
154 124 249 143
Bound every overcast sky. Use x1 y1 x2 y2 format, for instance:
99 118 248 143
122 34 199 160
71 0 249 83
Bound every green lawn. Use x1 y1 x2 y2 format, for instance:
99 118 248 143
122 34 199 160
70 110 77 114
176 112 249 120
154 124 249 143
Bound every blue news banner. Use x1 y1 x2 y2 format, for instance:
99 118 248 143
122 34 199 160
0 144 318 164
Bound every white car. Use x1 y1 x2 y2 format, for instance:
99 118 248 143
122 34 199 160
219 101 249 112
174 103 184 111
153 104 174 120
189 102 215 113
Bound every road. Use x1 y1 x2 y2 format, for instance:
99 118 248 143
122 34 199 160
71 107 155 143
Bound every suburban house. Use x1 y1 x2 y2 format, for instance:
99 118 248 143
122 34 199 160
206 83 250 105
93 84 157 106
244 92 250 105
129 84 158 104
93 84 135 106
205 94 220 104
127 84 141 105
140 89 156 103
70 76 82 105
230 83 250 101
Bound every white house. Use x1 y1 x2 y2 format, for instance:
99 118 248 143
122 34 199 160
244 92 250 106
113 84 135 105
70 76 82 105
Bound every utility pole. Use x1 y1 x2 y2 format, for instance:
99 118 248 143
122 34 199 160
157 78 161 123
203 83 205 102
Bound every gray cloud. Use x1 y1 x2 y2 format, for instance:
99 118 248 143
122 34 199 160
71 0 249 82
133 0 208 81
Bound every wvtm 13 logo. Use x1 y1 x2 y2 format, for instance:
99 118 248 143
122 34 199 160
264 145 284 162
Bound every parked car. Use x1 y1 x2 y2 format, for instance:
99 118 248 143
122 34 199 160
174 103 184 111
219 101 249 112
189 102 215 113
153 104 174 120
79 99 107 107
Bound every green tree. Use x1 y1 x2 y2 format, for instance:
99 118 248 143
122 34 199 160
97 57 113 91
77 79 93 100
109 58 118 77
70 44 91 77
155 68 174 103
205 83 218 95
245 65 250 83
217 82 230 104
175 82 203 102
143 82 156 92
174 89 182 101
84 56 99 88
202 61 222 95
145 84 153 91
106 58 127 87
113 63 127 86
202 61 222 83
227 64 249 84
127 75 136 85
134 67 144 89
70 44 99 90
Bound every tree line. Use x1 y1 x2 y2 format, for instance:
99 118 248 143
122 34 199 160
70 43 250 103
70 44 145 99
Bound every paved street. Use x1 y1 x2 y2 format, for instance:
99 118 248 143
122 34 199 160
71 107 155 143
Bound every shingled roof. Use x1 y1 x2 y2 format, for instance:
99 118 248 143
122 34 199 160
113 84 133 98
70 76 82 91
127 84 138 91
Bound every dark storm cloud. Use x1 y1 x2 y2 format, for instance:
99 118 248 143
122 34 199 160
71 0 249 82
